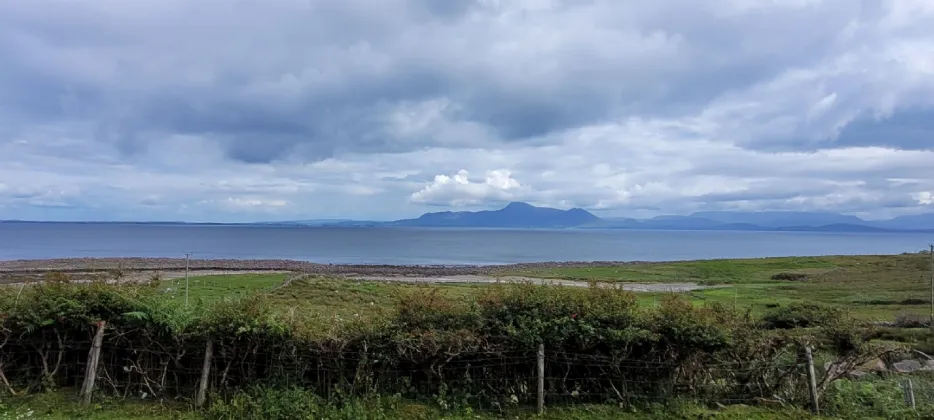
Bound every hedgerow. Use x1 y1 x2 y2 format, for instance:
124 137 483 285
0 277 889 412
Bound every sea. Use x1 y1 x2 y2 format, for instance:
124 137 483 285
0 223 931 265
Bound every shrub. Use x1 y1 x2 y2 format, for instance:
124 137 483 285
205 386 405 420
770 272 809 281
760 303 843 329
823 376 934 418
894 311 930 328
900 298 929 305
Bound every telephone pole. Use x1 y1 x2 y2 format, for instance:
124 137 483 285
185 252 191 308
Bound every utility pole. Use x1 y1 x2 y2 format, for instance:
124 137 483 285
185 252 191 308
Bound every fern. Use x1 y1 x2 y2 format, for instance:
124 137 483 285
122 311 151 322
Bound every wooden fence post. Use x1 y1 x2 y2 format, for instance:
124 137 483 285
804 346 819 415
80 321 106 407
537 343 545 415
902 379 916 409
196 339 214 407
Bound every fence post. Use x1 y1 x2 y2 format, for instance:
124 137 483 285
196 339 214 407
902 379 916 409
804 345 819 415
80 320 107 407
537 343 545 415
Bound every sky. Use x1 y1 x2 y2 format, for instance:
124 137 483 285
1 0 934 222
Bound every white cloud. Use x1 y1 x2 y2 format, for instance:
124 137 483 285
198 197 290 211
916 192 934 205
410 169 524 206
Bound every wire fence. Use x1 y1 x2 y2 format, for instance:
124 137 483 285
0 333 821 415
8 335 934 417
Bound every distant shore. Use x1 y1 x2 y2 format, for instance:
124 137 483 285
0 256 659 277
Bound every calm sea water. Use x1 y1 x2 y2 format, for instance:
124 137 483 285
0 223 930 265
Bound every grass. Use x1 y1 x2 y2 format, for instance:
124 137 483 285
509 253 934 321
504 256 839 285
0 391 199 419
159 273 484 318
0 391 817 419
159 253 934 322
265 276 481 317
159 273 289 304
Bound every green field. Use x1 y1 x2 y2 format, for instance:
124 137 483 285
160 273 290 304
162 274 484 319
162 253 934 323
267 275 482 316
162 253 934 328
508 253 934 321
504 256 840 284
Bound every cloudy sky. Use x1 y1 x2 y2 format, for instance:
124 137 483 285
1 0 933 222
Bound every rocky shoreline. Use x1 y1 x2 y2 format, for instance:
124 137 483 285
0 257 656 276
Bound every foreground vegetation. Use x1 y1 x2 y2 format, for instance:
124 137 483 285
0 390 826 419
4 252 934 419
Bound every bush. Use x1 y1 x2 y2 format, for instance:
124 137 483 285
760 303 843 329
894 312 931 328
205 386 386 420
770 272 809 281
823 376 934 418
900 298 929 305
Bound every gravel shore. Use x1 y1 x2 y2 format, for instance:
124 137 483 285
0 257 655 276
0 257 717 291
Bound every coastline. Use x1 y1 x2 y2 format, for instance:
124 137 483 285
0 257 729 292
0 256 660 275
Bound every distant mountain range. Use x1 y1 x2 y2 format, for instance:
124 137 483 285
392 202 600 228
316 203 934 232
4 203 934 232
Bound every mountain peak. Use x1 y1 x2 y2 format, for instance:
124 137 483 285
397 202 600 228
503 202 535 210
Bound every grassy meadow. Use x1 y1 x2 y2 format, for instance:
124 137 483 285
161 252 934 323
507 253 934 320
160 273 290 304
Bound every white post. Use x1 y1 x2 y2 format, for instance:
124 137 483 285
80 321 107 407
185 252 191 308
537 343 545 415
805 346 819 415
196 340 214 407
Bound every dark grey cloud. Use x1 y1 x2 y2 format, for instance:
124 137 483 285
1 0 934 221
833 109 934 150
1 0 908 162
